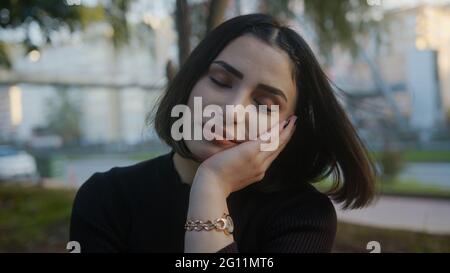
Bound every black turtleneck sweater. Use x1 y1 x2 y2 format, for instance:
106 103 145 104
70 152 337 253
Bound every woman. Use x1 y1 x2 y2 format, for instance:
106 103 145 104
70 13 376 253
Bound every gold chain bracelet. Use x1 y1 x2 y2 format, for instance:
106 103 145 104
184 213 234 235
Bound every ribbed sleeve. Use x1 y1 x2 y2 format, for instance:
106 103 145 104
260 192 337 252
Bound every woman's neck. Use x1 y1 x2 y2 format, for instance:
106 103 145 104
173 152 201 186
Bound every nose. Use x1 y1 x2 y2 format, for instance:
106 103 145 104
219 87 256 141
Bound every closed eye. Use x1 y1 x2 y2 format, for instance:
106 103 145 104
209 76 232 88
254 99 277 113
254 100 272 112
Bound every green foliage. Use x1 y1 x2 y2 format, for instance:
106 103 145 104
261 0 378 58
0 0 131 69
303 0 375 56
260 0 295 20
0 0 90 30
103 0 130 48
379 149 404 180
0 41 11 69
0 0 380 68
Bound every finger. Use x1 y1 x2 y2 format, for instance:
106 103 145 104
238 118 284 160
257 118 285 142
240 115 295 160
274 115 297 153
255 118 288 159
278 115 297 148
234 117 284 150
262 115 297 165
259 115 297 159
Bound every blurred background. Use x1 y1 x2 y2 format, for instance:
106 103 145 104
0 0 450 253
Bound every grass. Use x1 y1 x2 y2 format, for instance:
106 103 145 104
0 184 75 252
314 179 450 200
371 150 450 163
126 151 164 161
53 150 164 162
378 180 450 199
403 150 450 162
335 222 450 253
0 184 449 252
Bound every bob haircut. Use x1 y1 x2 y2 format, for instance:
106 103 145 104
153 13 376 209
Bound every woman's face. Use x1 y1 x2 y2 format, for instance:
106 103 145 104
185 35 298 161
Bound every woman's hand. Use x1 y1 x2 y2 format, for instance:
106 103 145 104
185 115 297 252
193 115 298 197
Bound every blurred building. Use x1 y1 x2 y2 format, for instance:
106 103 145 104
330 4 450 142
0 16 176 146
1 1 449 147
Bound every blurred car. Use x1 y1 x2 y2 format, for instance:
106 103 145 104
0 145 40 183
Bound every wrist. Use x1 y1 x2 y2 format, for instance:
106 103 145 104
193 165 231 197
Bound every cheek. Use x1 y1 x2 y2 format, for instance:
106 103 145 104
187 78 214 108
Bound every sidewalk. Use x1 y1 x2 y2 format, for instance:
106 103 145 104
336 195 450 234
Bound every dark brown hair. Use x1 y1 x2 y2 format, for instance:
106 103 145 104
153 13 376 209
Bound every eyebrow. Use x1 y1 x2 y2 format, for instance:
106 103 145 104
212 60 288 102
212 60 243 79
257 84 288 102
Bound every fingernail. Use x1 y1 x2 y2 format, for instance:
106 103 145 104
283 119 290 129
294 116 298 125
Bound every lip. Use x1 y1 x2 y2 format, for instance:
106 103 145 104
211 138 236 146
208 131 238 146
202 122 246 145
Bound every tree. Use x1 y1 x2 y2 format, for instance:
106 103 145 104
169 0 376 78
174 0 229 67
0 0 132 69
175 0 191 65
206 0 230 33
261 0 378 58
